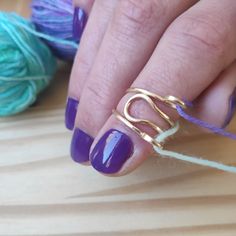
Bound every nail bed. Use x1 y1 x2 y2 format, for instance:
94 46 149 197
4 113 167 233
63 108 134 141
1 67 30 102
71 128 94 163
73 7 87 41
65 97 79 130
90 129 134 174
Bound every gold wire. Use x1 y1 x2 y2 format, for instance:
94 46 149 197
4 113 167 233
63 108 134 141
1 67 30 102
112 88 186 148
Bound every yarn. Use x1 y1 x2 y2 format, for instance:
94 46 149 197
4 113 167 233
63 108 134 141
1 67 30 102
0 12 57 117
154 122 236 173
176 104 236 140
31 0 79 60
153 101 236 173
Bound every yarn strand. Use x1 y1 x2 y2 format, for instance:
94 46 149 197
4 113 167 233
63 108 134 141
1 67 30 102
176 105 236 140
0 12 78 49
154 123 236 173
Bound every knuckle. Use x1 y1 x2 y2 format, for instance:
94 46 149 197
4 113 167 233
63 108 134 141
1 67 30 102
76 56 92 75
169 14 227 55
115 0 165 36
82 55 121 116
85 78 113 111
78 80 112 133
69 56 91 96
86 82 107 107
143 57 190 98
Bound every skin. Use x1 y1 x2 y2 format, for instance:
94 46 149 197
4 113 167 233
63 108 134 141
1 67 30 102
69 0 236 176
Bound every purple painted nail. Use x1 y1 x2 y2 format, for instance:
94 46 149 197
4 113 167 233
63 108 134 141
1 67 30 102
223 87 236 128
73 7 87 41
65 97 79 130
71 128 94 163
90 129 134 174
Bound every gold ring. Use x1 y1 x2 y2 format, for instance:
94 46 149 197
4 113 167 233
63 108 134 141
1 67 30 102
112 88 186 149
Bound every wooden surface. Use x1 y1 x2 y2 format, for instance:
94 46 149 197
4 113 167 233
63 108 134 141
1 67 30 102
1 1 236 235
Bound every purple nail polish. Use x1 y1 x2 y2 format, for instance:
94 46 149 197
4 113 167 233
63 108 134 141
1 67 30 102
90 129 134 174
71 128 94 163
73 7 87 41
65 97 79 130
223 87 236 128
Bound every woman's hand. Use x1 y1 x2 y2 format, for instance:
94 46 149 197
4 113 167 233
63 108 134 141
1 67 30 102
66 0 236 175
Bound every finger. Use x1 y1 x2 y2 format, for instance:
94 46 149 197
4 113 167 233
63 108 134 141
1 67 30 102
71 0 198 163
191 60 236 128
65 0 117 130
74 0 94 14
89 0 236 175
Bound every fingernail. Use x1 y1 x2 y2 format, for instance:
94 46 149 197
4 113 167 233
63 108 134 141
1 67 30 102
223 87 236 128
90 129 134 174
73 7 87 41
65 97 79 130
71 128 94 163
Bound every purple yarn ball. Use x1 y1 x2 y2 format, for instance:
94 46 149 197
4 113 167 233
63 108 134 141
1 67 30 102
31 0 79 61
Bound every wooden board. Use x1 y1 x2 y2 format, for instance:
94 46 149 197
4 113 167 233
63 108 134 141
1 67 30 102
0 1 236 235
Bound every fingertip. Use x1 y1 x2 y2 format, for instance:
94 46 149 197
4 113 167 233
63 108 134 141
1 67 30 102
71 127 94 164
65 97 79 130
73 0 94 13
90 129 134 174
89 116 150 176
190 61 236 129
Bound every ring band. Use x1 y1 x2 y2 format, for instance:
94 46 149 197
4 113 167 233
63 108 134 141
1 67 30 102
112 88 186 149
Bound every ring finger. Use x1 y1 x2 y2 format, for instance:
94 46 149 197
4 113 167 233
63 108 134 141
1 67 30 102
66 0 118 130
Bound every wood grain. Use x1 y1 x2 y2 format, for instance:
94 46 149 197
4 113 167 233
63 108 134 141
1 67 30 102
0 1 236 235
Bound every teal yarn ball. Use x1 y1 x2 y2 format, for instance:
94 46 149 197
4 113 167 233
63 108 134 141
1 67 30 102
0 12 57 117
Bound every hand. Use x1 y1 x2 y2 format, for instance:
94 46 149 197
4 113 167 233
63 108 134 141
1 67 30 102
66 0 236 176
